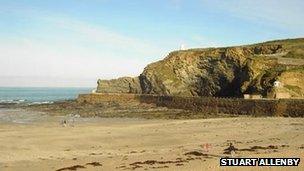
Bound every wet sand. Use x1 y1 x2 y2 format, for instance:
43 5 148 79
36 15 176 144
0 112 303 171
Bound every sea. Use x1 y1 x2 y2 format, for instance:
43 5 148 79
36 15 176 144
0 87 96 124
0 87 93 105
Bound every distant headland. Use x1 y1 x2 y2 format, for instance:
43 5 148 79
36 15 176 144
96 38 304 99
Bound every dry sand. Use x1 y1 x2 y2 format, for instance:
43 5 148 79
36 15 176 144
0 115 303 171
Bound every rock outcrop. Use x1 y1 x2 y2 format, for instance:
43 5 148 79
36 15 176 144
96 77 142 93
97 38 304 98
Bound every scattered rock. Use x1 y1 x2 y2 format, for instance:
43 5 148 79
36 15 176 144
184 151 209 157
223 143 238 154
89 152 102 155
55 165 86 171
86 162 102 167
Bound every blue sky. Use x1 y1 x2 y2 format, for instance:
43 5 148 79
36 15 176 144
0 0 303 87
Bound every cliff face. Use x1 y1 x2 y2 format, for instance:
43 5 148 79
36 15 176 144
97 38 304 98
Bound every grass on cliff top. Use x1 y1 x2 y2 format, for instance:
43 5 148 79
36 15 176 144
260 38 304 45
171 38 304 59
245 38 304 59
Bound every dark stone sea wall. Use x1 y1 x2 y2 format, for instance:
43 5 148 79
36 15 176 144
149 96 304 117
77 93 304 117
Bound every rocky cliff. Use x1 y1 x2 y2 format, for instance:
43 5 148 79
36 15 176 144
97 77 142 93
97 38 304 98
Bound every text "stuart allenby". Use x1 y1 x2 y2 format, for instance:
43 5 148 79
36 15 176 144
220 158 300 166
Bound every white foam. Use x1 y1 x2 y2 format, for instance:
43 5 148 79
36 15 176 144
29 101 54 105
0 99 26 104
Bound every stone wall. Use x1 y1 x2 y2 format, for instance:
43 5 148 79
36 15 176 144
77 93 304 117
77 93 141 104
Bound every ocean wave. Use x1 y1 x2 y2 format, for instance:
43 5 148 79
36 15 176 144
29 101 54 105
0 99 27 104
0 99 54 105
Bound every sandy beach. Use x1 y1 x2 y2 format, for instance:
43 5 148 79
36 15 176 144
0 110 303 171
